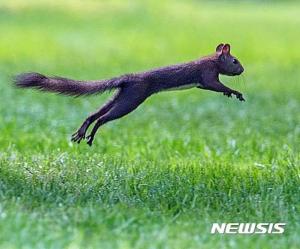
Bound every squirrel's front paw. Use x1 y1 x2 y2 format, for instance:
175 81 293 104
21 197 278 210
223 92 232 98
235 92 245 101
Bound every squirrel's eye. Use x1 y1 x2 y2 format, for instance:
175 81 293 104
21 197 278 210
233 59 238 64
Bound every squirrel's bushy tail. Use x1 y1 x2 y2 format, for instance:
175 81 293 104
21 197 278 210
14 72 124 96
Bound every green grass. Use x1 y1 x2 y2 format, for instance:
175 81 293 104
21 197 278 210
0 0 299 248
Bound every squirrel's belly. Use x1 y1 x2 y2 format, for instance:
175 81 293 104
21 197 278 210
166 83 203 91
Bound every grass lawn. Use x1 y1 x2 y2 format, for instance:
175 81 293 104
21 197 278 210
0 0 299 248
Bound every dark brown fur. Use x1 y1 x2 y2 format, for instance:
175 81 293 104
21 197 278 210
15 43 245 146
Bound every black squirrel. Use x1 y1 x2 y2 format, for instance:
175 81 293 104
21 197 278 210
15 43 245 146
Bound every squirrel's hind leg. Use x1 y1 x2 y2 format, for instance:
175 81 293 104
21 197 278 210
86 85 149 146
71 90 121 143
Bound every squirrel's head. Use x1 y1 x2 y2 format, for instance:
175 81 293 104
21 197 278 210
215 43 244 76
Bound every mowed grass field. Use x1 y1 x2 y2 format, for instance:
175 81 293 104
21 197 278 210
0 0 299 248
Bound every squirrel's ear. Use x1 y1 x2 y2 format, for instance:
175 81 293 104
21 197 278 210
216 43 224 52
222 44 231 54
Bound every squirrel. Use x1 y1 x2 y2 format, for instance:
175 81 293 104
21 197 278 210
15 43 245 146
